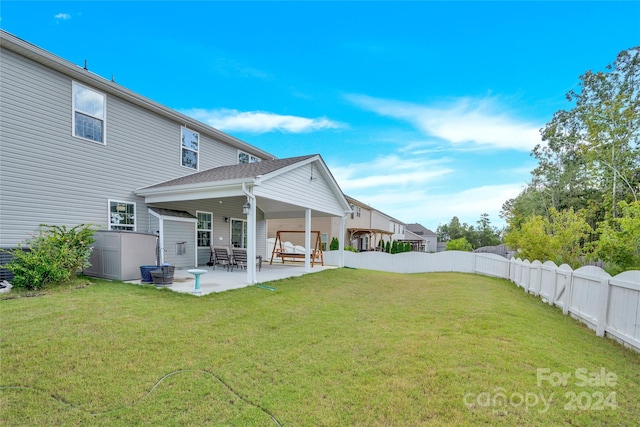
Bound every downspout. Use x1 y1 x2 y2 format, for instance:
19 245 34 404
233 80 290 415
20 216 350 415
242 182 257 284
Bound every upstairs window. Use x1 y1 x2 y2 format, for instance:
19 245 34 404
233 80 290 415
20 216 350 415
238 150 261 164
73 82 105 143
197 211 212 247
109 200 135 231
356 207 361 218
181 127 199 169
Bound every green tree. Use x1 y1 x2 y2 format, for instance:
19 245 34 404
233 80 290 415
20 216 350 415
569 48 640 216
329 237 339 251
476 213 502 247
445 237 473 252
503 47 639 260
505 208 592 268
593 201 640 274
438 214 501 249
508 47 640 228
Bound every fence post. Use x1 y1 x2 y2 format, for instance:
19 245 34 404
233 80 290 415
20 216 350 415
563 272 574 315
533 262 542 297
548 266 556 306
596 278 611 337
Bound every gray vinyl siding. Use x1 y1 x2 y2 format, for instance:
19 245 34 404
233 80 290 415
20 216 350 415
0 47 245 247
256 164 346 217
162 220 195 268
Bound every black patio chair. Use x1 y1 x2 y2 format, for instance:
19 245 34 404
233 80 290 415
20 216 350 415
213 247 234 271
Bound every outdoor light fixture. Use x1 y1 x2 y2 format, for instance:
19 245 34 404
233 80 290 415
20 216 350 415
243 201 250 215
224 217 229 223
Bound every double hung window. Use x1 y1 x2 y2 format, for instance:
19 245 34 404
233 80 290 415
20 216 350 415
109 200 135 231
238 150 261 164
181 127 199 169
73 82 105 143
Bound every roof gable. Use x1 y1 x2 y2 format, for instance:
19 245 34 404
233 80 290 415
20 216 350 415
138 155 316 191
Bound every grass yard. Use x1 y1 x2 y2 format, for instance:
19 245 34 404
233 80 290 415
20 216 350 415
1 269 639 426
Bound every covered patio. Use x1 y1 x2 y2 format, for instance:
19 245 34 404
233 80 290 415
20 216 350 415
128 263 338 295
135 155 352 286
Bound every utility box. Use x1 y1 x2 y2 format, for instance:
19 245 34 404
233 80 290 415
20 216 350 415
84 231 157 281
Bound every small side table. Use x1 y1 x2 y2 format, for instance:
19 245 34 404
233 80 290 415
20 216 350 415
187 269 208 294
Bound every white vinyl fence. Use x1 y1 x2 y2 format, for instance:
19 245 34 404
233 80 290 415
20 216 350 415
318 249 640 353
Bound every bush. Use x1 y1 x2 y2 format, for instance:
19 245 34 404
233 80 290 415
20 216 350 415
446 237 473 251
329 237 339 251
344 245 359 253
2 224 96 290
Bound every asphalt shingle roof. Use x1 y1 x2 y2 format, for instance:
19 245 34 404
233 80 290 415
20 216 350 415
141 155 316 190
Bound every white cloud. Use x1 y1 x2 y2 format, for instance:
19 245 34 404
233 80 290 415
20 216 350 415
181 108 345 134
345 94 542 151
354 183 525 229
330 154 454 192
54 13 71 21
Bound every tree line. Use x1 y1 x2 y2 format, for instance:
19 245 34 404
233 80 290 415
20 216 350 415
500 47 639 274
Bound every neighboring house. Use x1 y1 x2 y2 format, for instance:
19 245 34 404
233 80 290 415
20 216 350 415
401 229 429 252
0 30 352 284
405 223 438 252
268 195 407 252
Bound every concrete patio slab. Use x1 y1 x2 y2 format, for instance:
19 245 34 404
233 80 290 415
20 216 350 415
127 263 337 296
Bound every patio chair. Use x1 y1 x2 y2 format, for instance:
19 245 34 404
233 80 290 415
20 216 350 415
232 249 262 271
232 249 248 271
213 247 234 271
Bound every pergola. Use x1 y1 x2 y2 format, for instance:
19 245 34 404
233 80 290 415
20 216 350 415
348 228 394 251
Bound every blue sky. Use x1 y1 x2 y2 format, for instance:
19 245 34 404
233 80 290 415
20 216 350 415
2 1 638 231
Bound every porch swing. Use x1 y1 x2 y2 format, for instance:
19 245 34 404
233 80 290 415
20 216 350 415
269 230 324 267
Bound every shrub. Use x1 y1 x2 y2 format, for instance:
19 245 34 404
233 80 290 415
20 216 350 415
329 237 339 251
592 201 640 274
446 237 473 251
344 245 359 253
2 224 96 290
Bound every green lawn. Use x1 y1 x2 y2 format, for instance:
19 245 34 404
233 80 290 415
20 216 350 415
1 269 639 426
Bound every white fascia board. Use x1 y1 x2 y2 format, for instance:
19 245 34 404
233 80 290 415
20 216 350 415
135 178 253 201
258 155 320 182
148 209 197 223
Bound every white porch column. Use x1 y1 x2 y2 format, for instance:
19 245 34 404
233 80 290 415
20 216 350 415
247 199 257 283
338 215 346 267
304 208 311 272
243 184 257 284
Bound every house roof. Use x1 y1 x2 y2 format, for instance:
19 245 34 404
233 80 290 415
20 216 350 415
148 207 197 220
402 229 429 242
406 223 436 236
136 154 352 218
139 155 316 191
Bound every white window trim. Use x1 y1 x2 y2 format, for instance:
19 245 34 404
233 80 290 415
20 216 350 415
237 149 261 164
196 211 213 248
72 81 106 145
108 199 136 231
181 127 199 170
